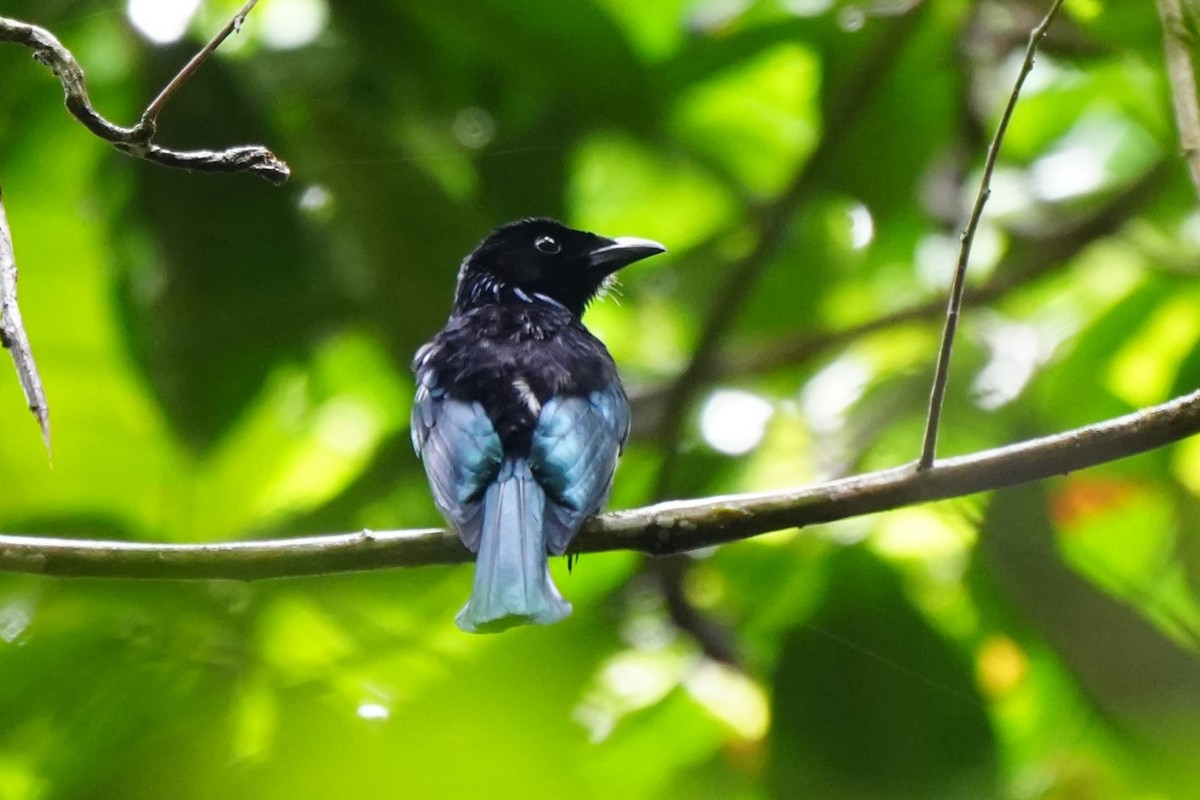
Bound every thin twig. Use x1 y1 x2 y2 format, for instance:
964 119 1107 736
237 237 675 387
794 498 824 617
1157 0 1200 199
638 9 926 656
650 7 926 498
0 14 288 184
141 0 260 128
917 0 1065 470
0 186 50 455
2 388 1199 581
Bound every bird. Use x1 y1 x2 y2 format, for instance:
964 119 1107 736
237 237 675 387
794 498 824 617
411 218 666 633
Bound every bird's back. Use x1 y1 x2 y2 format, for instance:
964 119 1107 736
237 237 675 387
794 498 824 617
414 302 622 455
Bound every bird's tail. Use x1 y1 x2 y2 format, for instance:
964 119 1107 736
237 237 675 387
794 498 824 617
456 459 572 633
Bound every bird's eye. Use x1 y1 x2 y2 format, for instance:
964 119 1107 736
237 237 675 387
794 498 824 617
534 235 561 255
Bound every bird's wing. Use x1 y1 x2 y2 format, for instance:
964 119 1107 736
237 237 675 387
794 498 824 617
412 380 503 551
529 381 630 555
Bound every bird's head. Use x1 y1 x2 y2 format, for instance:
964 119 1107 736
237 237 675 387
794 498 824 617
454 218 666 317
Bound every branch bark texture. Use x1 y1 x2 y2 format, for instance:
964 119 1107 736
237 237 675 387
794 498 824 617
2 389 1198 581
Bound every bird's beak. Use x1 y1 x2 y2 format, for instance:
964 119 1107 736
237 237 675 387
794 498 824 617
587 236 667 274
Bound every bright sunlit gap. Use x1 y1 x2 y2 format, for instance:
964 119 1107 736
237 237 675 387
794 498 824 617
1029 110 1152 202
848 202 875 250
873 508 975 583
1004 49 1067 97
127 0 328 49
1106 296 1200 408
984 167 1035 217
452 107 497 150
700 389 775 455
684 660 770 740
575 648 686 743
800 356 871 435
127 0 202 44
915 224 1003 289
971 317 1050 410
1030 143 1107 201
356 702 391 721
0 598 33 644
689 0 753 33
260 0 328 50
1181 210 1200 249
298 184 333 216
784 0 835 16
575 646 769 744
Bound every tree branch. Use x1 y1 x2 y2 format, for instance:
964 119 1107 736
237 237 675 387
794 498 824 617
2 389 1198 581
0 13 288 184
0 185 49 453
1157 0 1200 199
918 0 1064 469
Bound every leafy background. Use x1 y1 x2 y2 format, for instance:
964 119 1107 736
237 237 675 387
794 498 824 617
2 0 1200 797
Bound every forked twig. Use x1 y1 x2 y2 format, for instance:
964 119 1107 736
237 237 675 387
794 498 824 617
917 0 1065 470
0 6 288 184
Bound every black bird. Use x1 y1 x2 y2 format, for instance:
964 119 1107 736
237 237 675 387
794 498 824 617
412 218 665 632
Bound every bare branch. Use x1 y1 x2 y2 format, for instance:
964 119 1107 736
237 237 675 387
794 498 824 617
1157 0 1200 199
0 527 457 581
0 185 49 455
0 14 289 184
918 0 1065 469
2 389 1198 581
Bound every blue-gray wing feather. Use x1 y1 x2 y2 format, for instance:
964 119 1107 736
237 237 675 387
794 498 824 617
529 382 630 554
412 380 502 551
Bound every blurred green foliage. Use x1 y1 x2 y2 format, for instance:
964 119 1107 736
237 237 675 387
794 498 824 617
1 0 1200 797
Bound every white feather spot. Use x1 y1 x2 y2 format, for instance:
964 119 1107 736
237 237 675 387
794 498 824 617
532 292 568 311
513 377 541 417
